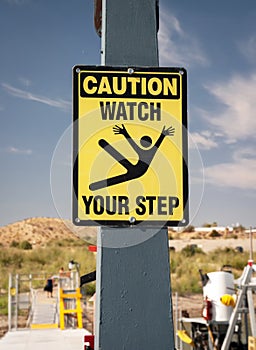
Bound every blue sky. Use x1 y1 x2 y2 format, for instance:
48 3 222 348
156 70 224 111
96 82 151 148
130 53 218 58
1 0 256 229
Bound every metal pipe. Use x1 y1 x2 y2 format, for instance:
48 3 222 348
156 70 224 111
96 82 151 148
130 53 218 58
250 226 253 261
8 273 12 331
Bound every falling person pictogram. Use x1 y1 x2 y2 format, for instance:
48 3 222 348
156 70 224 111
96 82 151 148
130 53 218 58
89 124 175 191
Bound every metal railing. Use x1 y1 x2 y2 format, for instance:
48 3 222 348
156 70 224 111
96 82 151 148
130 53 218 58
8 271 81 331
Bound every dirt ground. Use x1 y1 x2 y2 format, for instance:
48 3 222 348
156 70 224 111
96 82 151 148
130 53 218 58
0 316 7 338
0 315 28 338
174 294 203 318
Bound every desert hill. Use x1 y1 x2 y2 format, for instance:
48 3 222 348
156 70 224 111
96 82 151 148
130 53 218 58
0 217 97 248
0 217 248 249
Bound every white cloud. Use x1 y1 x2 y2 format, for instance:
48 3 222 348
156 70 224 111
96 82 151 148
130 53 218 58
2 83 71 112
202 73 256 142
158 9 208 67
6 146 32 155
204 147 256 190
190 131 218 150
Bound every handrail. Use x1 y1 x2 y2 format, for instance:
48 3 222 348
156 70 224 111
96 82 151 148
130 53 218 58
26 288 37 327
8 271 80 331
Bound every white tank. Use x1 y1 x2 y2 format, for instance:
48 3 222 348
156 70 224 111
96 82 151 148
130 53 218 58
203 271 234 322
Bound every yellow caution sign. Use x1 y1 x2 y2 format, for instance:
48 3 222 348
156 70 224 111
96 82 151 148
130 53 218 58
10 287 16 296
73 66 188 227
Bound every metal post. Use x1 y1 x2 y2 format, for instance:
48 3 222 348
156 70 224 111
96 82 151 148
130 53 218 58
15 274 19 330
247 288 256 337
249 226 253 261
101 0 159 66
8 273 12 331
29 273 32 290
95 1 175 349
175 292 179 348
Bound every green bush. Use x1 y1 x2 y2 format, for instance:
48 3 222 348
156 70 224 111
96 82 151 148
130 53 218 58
209 230 221 238
10 240 19 248
183 225 195 233
27 248 52 266
0 240 254 297
48 238 86 247
228 234 238 239
170 256 178 273
0 294 8 315
0 250 23 268
169 246 253 294
181 244 205 257
20 240 32 250
85 282 96 296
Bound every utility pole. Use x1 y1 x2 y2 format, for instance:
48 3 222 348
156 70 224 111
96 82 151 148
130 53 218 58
95 1 175 349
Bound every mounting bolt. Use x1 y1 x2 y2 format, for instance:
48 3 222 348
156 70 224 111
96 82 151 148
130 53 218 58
129 216 136 224
128 68 134 75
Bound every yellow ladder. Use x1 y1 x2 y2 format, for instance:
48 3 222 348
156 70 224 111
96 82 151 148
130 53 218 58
59 288 83 330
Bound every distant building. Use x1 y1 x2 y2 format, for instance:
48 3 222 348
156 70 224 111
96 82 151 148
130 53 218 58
194 226 234 233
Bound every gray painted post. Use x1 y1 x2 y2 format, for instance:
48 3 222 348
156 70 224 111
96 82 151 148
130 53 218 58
95 1 175 349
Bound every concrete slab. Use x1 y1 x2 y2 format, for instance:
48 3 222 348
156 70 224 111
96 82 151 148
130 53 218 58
0 328 90 350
